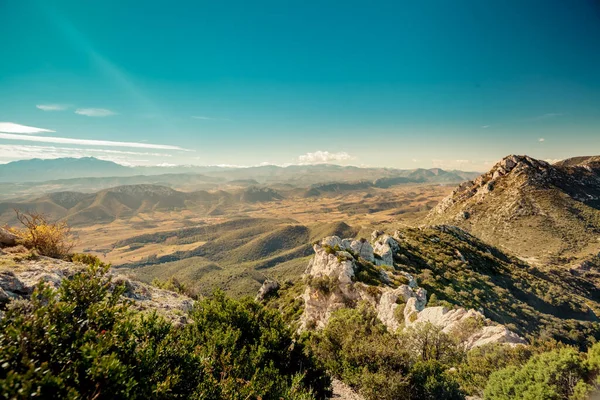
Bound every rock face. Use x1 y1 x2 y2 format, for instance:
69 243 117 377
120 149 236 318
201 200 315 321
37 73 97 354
0 254 193 321
255 279 280 301
300 231 526 349
0 228 17 246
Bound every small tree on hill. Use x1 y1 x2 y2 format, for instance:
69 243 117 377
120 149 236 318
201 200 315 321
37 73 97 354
13 209 75 259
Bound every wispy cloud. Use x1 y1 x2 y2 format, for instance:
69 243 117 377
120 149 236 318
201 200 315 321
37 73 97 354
36 104 69 111
0 122 55 134
0 133 190 151
529 113 563 122
75 108 116 117
191 115 229 121
538 138 545 142
298 150 353 164
481 125 491 129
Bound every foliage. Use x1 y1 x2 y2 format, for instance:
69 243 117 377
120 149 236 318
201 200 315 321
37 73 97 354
483 344 600 400
69 252 104 266
12 210 75 259
394 227 600 348
306 275 338 294
151 276 196 298
0 264 330 399
310 305 465 400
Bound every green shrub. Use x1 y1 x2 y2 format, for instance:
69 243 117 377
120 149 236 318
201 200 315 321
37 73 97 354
311 306 466 400
70 252 104 267
484 346 595 400
0 264 330 399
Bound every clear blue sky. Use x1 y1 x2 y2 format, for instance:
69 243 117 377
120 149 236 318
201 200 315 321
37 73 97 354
1 0 599 170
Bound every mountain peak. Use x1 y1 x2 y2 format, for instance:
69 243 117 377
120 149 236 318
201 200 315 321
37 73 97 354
426 154 600 264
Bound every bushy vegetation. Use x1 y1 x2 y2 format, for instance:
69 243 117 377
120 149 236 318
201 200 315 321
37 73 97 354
393 227 600 347
10 210 75 259
305 303 600 399
484 344 600 399
0 262 331 399
309 305 464 400
151 276 197 298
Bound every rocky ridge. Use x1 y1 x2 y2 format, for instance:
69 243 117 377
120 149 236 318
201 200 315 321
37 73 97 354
426 154 600 263
298 231 526 349
0 249 192 323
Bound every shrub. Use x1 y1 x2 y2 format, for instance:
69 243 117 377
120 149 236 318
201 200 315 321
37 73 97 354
310 305 411 400
151 276 191 296
70 252 104 266
484 346 594 400
12 210 75 259
0 264 330 399
311 305 466 400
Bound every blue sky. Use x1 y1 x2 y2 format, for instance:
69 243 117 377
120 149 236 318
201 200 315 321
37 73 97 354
1 0 599 170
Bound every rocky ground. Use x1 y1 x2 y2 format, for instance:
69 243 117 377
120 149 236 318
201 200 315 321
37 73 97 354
0 245 193 323
296 230 526 349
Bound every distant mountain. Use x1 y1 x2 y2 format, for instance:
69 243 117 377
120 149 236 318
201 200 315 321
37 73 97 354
426 154 600 265
239 187 283 203
0 157 134 182
0 185 234 225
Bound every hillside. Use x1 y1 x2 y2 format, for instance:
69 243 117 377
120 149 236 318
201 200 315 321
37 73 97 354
0 184 285 226
116 219 358 297
426 155 600 265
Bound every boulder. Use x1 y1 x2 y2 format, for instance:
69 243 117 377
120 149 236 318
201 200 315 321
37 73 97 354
350 239 375 262
0 228 18 246
255 279 280 301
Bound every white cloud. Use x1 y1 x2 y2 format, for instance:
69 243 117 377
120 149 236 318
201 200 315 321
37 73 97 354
0 132 190 151
298 151 353 164
539 138 545 142
481 125 491 129
192 116 212 120
0 144 173 165
75 108 116 117
36 104 69 111
0 122 55 135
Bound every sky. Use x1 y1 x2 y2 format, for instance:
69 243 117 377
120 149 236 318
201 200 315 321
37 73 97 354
1 0 599 171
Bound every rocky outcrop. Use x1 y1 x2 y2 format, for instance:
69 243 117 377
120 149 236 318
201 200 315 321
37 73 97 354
406 306 526 347
300 231 526 349
0 255 193 322
255 279 279 301
0 228 18 246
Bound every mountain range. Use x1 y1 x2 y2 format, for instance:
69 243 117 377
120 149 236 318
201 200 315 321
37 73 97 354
0 156 479 184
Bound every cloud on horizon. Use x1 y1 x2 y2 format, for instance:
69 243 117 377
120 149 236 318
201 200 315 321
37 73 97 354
36 104 69 111
0 122 55 134
0 132 189 151
298 150 353 164
75 108 116 117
